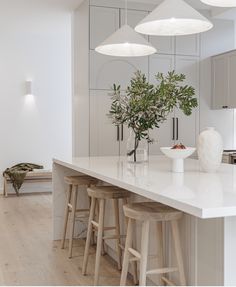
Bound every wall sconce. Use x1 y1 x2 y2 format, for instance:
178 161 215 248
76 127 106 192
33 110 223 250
25 79 33 96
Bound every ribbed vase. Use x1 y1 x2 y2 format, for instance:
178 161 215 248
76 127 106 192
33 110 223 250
197 127 223 173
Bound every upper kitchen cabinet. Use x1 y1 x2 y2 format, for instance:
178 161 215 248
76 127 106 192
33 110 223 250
90 50 149 90
212 52 230 110
120 9 148 29
90 6 119 50
176 34 200 56
149 54 175 83
120 9 148 40
150 36 175 55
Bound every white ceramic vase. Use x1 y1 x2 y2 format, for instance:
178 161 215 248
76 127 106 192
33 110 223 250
197 127 223 173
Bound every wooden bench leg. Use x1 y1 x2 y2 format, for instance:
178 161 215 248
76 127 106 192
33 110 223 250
3 177 8 197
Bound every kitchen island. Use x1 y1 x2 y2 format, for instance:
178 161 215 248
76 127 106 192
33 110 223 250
53 156 236 286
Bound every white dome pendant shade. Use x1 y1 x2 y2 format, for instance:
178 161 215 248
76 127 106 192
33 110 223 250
135 0 213 36
95 24 157 57
200 0 236 7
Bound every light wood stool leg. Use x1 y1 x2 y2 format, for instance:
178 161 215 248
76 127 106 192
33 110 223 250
171 220 186 286
82 197 96 275
68 185 78 259
156 222 165 285
61 184 72 249
122 198 138 285
139 220 150 286
94 198 105 286
120 217 133 286
113 199 122 270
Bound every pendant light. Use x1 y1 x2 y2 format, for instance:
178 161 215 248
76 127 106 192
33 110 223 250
135 0 213 36
95 0 156 57
200 0 236 7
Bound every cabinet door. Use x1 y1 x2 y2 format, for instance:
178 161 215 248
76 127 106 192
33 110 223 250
175 56 199 147
90 50 149 90
228 52 236 108
176 34 200 56
212 55 229 109
90 6 119 50
120 9 148 39
150 36 175 55
149 54 175 155
90 90 120 156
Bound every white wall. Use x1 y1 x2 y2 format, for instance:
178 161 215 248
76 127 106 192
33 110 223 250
0 0 72 188
200 18 235 149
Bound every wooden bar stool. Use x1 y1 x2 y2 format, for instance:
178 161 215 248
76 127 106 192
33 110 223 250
61 175 98 258
120 202 186 286
82 186 131 286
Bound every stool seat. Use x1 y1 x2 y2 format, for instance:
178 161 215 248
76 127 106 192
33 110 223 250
87 186 130 199
64 175 98 186
123 202 182 222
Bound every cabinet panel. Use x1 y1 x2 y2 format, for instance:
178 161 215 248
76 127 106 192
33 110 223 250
90 6 119 50
212 55 229 109
175 56 199 147
90 50 149 90
150 36 175 55
149 54 175 155
120 9 148 39
149 54 175 84
90 90 120 156
228 52 236 108
176 34 200 56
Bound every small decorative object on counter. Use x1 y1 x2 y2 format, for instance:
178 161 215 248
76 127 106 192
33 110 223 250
161 145 196 173
197 127 223 173
108 70 198 163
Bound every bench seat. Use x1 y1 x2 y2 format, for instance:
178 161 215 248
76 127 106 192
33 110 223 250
3 170 52 197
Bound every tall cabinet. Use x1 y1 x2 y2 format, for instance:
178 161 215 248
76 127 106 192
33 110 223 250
74 0 200 157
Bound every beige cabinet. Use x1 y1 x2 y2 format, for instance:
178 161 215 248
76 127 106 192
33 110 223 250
149 54 175 154
90 90 120 156
90 50 149 90
175 56 199 147
176 34 200 56
90 6 119 50
150 36 175 55
212 50 236 110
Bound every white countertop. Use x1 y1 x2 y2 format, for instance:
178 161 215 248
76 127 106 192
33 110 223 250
53 156 236 219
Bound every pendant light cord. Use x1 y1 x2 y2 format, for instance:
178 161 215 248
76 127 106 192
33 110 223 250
125 0 128 25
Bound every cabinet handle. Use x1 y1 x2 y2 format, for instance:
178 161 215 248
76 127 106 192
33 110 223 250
172 118 175 141
116 125 120 141
121 124 124 141
176 118 179 141
222 106 229 109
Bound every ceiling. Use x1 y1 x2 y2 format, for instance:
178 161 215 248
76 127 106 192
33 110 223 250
128 0 211 9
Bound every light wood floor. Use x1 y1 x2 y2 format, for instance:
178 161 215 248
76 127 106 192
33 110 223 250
0 193 131 286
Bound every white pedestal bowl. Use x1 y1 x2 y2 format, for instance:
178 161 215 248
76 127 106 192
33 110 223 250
160 147 196 173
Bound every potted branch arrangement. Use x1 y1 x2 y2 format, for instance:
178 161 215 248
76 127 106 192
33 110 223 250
108 70 198 163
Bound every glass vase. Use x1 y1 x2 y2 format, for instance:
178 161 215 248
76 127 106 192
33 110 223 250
126 130 148 163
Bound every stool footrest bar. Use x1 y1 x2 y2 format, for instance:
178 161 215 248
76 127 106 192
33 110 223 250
161 276 176 286
128 248 141 259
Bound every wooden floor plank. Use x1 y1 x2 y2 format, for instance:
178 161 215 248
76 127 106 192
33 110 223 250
0 194 132 286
